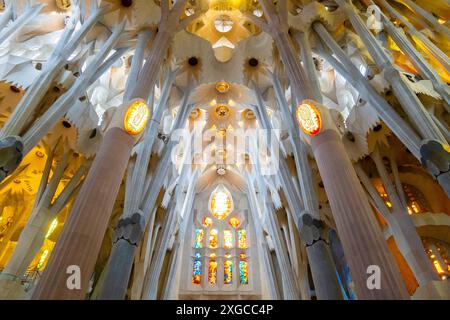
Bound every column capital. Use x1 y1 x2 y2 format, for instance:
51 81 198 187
113 211 146 246
420 139 450 197
0 136 23 182
298 213 328 247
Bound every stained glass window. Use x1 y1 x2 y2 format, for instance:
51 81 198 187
238 229 248 249
208 256 218 284
202 216 213 227
239 259 249 285
210 186 233 220
224 260 233 284
229 217 240 228
194 229 204 248
209 229 218 248
192 253 202 284
224 229 233 249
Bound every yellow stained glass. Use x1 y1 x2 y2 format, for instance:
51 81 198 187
224 229 233 249
238 229 248 249
210 189 232 220
37 249 49 270
208 258 218 284
45 218 58 238
209 229 218 248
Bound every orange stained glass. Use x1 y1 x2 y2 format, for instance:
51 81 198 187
209 229 218 248
296 101 322 136
229 217 240 228
208 258 218 284
202 216 213 227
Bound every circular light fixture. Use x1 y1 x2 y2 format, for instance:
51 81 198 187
215 81 230 93
214 15 234 33
296 101 322 136
124 100 150 135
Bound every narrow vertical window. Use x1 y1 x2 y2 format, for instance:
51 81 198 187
238 229 248 249
194 229 204 248
224 258 233 284
208 254 218 284
224 229 233 249
239 254 249 285
209 229 218 248
192 252 202 284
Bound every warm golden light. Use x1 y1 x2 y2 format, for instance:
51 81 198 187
45 218 58 239
56 0 71 10
229 217 240 228
216 81 230 93
215 105 230 118
37 249 49 269
202 216 213 227
296 101 322 136
209 185 233 220
124 100 150 135
433 260 444 274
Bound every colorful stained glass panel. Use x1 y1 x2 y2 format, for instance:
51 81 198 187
194 229 204 248
224 260 233 284
208 258 218 284
239 260 248 285
238 229 248 249
192 252 202 284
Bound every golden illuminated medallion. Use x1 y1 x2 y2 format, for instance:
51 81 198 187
215 81 230 93
215 105 230 118
56 0 71 10
296 101 322 136
124 100 150 135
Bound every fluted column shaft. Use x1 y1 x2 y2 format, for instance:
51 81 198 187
32 128 134 299
311 130 409 299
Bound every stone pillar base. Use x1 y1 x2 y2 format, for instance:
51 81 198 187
0 278 26 299
412 281 450 300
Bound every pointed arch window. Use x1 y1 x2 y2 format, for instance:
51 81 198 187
209 185 233 220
